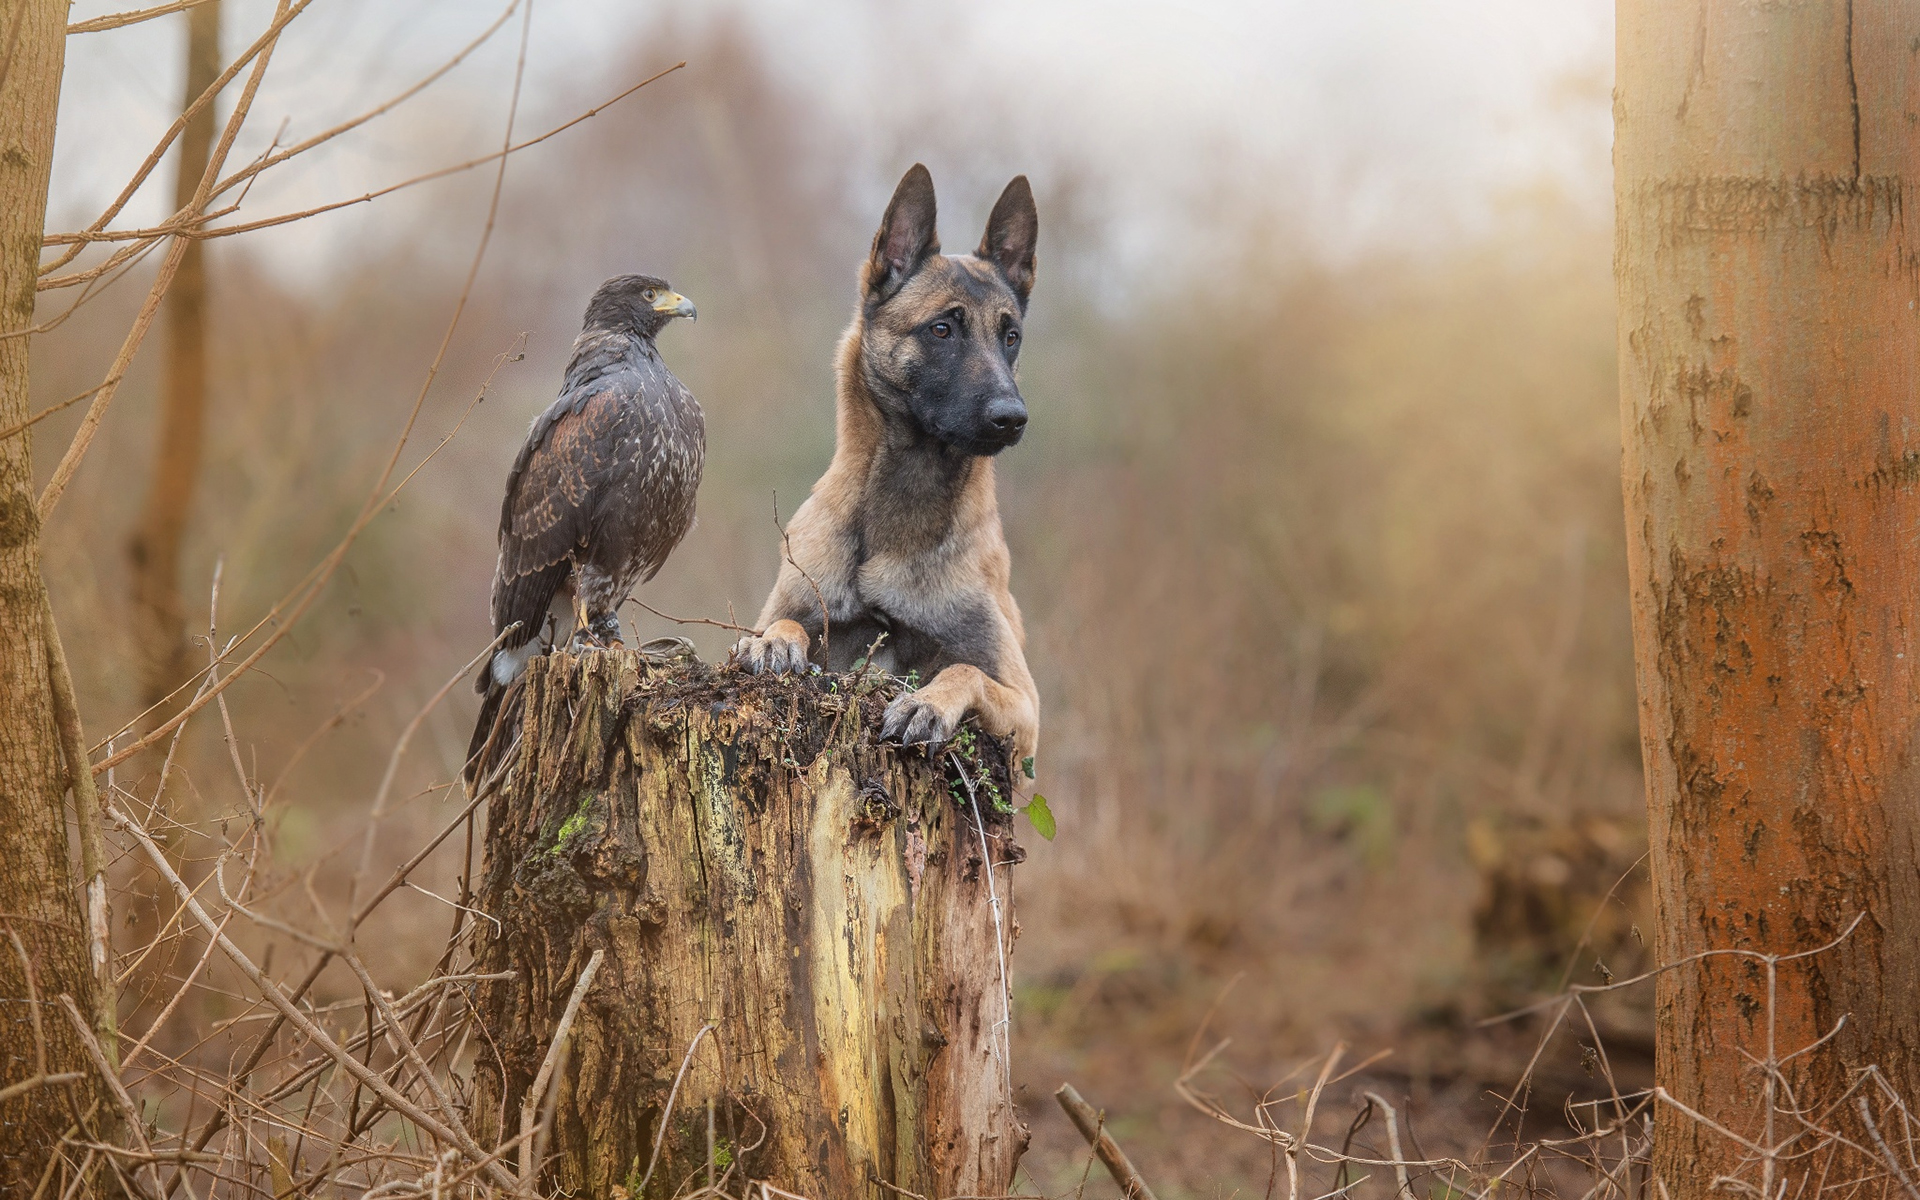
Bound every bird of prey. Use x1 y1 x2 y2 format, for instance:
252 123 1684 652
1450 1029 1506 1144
467 274 702 780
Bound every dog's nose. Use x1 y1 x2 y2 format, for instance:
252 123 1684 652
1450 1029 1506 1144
984 397 1028 436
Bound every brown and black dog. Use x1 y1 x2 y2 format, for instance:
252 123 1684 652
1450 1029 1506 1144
731 164 1040 769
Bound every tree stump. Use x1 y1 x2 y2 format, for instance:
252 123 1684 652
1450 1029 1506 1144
471 649 1027 1199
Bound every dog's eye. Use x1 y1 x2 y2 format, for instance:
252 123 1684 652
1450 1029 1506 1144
1004 327 1020 349
930 321 952 339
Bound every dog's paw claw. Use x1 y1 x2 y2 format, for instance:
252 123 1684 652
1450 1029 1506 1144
881 702 911 742
727 637 758 672
730 634 809 676
911 707 955 747
882 695 956 749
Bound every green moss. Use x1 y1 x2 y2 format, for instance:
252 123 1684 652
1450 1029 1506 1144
545 794 598 857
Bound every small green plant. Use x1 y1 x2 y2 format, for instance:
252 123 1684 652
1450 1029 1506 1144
1021 793 1055 840
1021 755 1035 780
945 727 1012 813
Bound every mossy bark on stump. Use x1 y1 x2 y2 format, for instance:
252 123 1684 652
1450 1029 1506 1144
471 649 1027 1199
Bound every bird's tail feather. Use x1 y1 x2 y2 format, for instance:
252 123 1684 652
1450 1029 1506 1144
464 673 524 790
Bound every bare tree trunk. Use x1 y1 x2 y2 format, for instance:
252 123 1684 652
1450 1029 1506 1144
1616 3 1920 1194
127 0 220 708
471 651 1029 1199
0 1 103 1192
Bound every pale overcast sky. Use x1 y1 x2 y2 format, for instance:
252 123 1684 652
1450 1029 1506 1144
50 1 1613 278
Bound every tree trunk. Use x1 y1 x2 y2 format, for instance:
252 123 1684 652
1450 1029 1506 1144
1615 3 1920 1194
0 1 103 1192
471 650 1028 1200
127 0 220 708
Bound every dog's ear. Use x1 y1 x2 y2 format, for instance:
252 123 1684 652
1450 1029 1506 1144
977 175 1037 306
868 164 940 303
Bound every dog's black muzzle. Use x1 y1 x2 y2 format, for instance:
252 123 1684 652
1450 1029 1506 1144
979 395 1028 449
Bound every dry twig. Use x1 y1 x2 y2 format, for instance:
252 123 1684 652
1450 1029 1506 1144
518 948 604 1187
1056 1083 1160 1200
67 0 219 35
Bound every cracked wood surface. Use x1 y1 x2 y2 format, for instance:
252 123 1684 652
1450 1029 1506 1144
1616 2 1920 1193
471 650 1027 1199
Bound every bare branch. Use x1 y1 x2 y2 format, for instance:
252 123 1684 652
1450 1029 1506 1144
45 1 524 252
349 623 520 913
0 382 104 443
775 493 829 653
623 596 759 636
79 26 550 776
1056 1083 1160 1200
639 1024 716 1197
107 803 519 1191
87 337 522 774
57 994 162 1200
41 598 116 1058
68 0 218 35
0 926 83 1106
519 948 604 1187
174 61 685 244
38 0 295 517
1360 1092 1415 1200
39 0 317 281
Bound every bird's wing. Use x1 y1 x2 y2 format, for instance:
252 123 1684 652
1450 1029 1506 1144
491 386 641 632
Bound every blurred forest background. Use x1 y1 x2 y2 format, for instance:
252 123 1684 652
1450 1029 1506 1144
32 1 1639 1193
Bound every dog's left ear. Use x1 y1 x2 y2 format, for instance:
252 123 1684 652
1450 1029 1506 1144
977 175 1037 307
868 164 940 304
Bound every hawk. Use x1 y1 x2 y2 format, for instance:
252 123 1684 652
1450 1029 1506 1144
467 274 703 779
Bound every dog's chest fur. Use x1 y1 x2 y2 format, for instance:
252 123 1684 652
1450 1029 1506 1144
817 444 998 674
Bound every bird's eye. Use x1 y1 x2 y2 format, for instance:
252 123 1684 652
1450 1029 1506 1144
1004 327 1020 348
642 289 658 303
930 321 952 339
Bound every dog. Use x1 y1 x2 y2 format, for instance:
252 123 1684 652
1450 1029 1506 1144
731 163 1041 771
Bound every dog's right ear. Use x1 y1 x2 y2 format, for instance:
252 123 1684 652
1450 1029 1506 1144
867 164 939 303
978 175 1037 306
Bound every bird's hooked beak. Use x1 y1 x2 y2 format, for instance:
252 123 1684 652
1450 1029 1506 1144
652 290 697 322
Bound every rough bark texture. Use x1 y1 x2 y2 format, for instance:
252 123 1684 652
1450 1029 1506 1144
127 0 220 707
1615 3 1920 1193
0 1 100 1192
472 650 1028 1200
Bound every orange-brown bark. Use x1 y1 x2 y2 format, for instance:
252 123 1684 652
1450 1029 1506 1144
1616 2 1920 1193
128 0 220 706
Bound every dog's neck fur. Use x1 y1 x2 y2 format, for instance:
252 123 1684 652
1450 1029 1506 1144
825 315 997 558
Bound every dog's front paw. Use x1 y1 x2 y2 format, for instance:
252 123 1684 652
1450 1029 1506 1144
882 691 962 748
729 619 812 675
